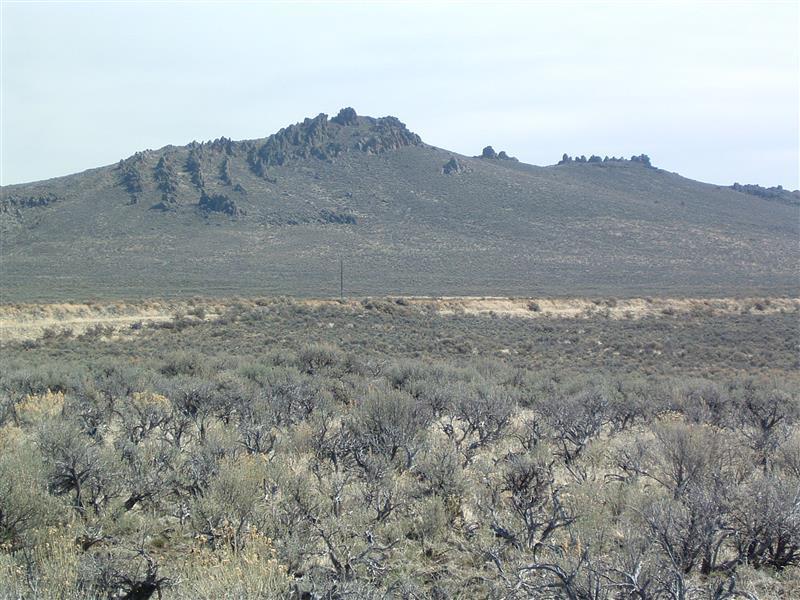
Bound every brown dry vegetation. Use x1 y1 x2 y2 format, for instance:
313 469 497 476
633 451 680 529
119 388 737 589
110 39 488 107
1 296 795 342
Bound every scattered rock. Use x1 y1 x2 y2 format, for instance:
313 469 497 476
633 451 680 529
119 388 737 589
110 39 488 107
318 209 356 225
0 192 60 211
150 189 181 211
150 198 175 212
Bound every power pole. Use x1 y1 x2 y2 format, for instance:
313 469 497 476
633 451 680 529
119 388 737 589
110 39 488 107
339 257 344 300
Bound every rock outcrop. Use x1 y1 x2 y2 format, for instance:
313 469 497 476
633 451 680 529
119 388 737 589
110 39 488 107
247 110 422 177
153 157 179 202
730 183 800 206
199 192 242 216
186 148 205 189
478 146 517 161
442 157 469 175
0 192 60 211
558 153 653 167
331 106 358 126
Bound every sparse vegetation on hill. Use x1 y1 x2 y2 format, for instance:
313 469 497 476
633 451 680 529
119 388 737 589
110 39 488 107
0 109 796 301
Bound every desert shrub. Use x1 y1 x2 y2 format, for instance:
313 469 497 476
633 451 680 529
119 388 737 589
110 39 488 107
732 381 799 471
441 381 515 466
192 455 269 553
159 351 208 377
729 474 800 570
348 387 431 470
543 388 607 481
0 432 61 551
116 434 180 512
1 364 81 396
488 452 574 556
76 546 170 600
651 420 726 498
38 415 127 517
297 342 344 374
604 377 663 431
674 380 731 426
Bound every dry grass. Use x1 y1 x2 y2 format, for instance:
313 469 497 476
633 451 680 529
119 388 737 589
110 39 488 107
0 296 796 342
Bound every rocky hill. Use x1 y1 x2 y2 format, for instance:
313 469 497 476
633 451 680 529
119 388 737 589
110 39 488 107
1 108 797 301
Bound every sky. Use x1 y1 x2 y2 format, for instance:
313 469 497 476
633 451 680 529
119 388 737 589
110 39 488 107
1 1 798 188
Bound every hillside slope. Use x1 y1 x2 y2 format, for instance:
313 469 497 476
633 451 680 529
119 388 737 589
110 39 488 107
1 108 797 301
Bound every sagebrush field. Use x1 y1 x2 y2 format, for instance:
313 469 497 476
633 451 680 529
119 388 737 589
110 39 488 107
1 298 798 598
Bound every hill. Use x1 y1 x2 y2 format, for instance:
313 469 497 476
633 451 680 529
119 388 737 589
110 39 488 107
1 108 797 301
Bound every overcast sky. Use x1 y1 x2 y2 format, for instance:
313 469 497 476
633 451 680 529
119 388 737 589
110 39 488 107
2 1 798 188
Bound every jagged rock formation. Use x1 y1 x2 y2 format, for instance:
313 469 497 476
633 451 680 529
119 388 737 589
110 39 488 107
442 157 469 175
186 148 205 189
246 110 422 177
118 159 144 201
153 157 179 201
355 116 422 153
204 136 235 155
247 113 334 176
219 157 232 186
331 106 358 126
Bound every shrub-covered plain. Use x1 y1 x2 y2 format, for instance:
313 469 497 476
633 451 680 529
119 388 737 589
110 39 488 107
1 299 798 598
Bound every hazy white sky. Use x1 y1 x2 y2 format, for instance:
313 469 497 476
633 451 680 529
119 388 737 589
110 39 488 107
2 1 798 188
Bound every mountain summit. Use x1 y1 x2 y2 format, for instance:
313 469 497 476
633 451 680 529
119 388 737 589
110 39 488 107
1 109 797 301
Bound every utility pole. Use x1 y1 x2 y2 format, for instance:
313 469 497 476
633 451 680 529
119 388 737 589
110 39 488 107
339 257 344 300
